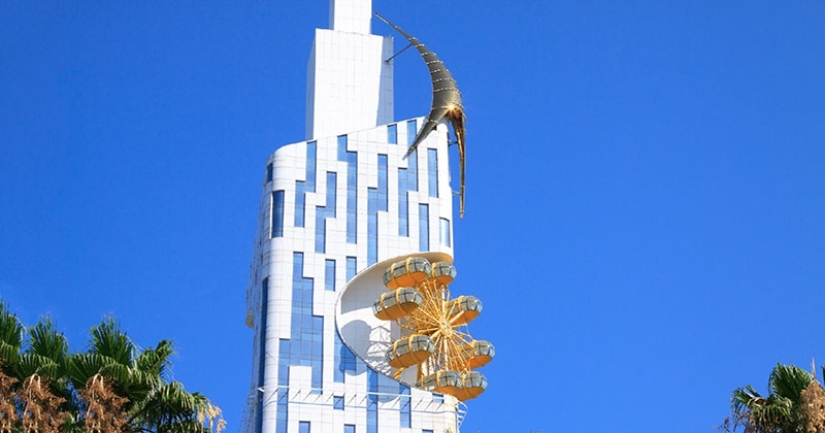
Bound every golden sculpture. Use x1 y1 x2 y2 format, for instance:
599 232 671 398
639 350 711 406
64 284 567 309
372 258 493 401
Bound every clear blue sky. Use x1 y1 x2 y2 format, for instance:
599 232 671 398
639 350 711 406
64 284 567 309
2 1 824 432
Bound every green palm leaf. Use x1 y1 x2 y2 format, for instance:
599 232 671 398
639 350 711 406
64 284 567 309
90 317 135 366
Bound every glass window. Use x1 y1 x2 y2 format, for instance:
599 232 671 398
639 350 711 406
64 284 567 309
315 207 326 254
294 181 305 227
326 172 337 216
337 135 348 161
400 384 411 428
346 257 357 281
388 124 397 144
418 204 429 251
325 260 335 291
299 421 310 433
398 168 409 236
427 149 438 198
266 162 273 183
334 396 344 410
344 425 355 433
439 218 451 247
306 141 317 192
346 151 357 243
406 120 417 145
271 191 285 238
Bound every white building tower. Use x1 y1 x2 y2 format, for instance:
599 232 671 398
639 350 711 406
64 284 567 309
242 1 475 432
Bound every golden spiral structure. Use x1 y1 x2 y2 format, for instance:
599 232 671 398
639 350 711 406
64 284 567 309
372 257 494 401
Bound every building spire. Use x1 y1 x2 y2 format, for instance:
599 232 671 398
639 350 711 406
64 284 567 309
329 0 372 34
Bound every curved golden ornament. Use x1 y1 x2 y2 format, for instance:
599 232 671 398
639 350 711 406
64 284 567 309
375 12 467 218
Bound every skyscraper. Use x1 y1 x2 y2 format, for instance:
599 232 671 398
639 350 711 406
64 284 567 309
243 2 486 432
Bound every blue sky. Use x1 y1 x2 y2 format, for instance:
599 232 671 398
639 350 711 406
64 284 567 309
2 1 824 432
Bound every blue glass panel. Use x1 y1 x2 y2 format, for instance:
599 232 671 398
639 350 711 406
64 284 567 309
255 278 269 433
276 390 288 433
367 368 379 433
294 181 305 228
406 120 417 145
306 141 317 192
406 121 419 192
398 168 409 236
299 421 310 433
419 204 429 251
400 384 411 428
367 189 378 265
388 124 397 144
334 396 344 410
346 257 357 281
325 259 335 291
367 155 389 266
271 190 285 238
344 425 355 433
439 217 451 247
337 135 348 161
346 151 358 243
266 163 273 183
427 148 438 198
327 172 337 216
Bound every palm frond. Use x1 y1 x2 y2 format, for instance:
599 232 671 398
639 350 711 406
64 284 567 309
17 353 60 379
770 363 812 403
27 317 70 377
0 301 23 349
90 317 135 366
136 339 174 381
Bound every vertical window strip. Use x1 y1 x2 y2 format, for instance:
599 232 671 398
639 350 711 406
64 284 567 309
344 425 355 433
298 421 310 433
346 151 358 243
315 172 337 253
400 384 411 428
337 135 348 161
419 204 430 251
271 191 285 238
306 141 317 192
276 390 288 433
315 207 326 254
324 259 335 291
346 257 357 281
439 218 451 247
266 163 273 183
398 168 409 236
406 120 419 192
388 124 397 144
427 148 439 198
367 368 379 433
367 189 378 265
406 120 417 146
255 278 269 433
294 181 306 227
368 155 389 266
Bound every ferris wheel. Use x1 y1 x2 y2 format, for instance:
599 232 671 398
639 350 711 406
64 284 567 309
371 257 494 401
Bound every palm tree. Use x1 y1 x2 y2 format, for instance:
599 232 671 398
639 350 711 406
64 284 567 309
0 302 224 433
725 363 825 433
68 318 225 433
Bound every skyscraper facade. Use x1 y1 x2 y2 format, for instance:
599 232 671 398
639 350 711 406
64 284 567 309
243 1 464 432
